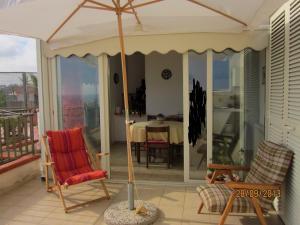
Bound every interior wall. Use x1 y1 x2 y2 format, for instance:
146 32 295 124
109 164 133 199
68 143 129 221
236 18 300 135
145 51 183 115
109 54 123 117
109 52 145 114
109 52 145 142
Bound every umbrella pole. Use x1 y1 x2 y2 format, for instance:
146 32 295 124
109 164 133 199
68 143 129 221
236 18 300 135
116 9 135 210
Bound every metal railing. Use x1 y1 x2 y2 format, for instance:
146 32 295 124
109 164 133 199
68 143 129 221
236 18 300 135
0 109 37 164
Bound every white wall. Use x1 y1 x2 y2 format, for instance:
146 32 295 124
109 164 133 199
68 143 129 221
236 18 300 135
145 51 183 115
0 159 40 194
109 53 145 142
109 54 123 116
109 51 184 142
109 53 145 114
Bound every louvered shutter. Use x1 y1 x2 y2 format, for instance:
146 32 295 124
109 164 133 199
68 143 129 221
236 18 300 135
268 1 300 225
244 49 260 152
281 0 300 224
288 0 300 124
268 9 286 144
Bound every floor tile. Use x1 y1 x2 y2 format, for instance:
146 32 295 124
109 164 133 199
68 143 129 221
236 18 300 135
0 178 285 225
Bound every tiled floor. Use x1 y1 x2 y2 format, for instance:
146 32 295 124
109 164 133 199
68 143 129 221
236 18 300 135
0 178 284 225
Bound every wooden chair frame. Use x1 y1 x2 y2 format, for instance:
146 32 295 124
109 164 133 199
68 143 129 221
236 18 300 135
145 126 171 168
42 135 110 213
198 164 280 225
206 163 250 183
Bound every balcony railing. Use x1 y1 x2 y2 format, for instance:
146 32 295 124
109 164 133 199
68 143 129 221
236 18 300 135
0 109 38 165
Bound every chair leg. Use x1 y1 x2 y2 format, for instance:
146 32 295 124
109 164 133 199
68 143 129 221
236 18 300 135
198 202 204 214
57 184 68 213
146 148 149 168
210 171 218 184
251 197 268 225
45 163 50 191
218 192 237 225
137 143 141 163
100 180 110 200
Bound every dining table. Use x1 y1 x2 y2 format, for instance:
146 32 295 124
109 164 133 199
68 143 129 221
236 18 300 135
129 120 183 163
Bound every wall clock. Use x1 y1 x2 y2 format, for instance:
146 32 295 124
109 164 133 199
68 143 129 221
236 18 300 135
161 69 172 80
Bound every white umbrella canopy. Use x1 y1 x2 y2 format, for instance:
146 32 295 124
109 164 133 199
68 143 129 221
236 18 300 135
0 0 289 49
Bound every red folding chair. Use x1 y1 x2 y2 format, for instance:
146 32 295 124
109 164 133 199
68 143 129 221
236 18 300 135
42 127 110 213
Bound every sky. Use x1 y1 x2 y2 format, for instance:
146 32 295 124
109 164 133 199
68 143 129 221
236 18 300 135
0 35 37 72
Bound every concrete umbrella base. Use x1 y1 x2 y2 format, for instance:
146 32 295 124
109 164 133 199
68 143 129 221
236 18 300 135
104 200 159 225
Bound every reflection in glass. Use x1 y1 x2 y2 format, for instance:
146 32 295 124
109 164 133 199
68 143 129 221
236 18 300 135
212 50 243 165
244 49 266 165
212 49 266 166
188 51 207 180
57 55 101 158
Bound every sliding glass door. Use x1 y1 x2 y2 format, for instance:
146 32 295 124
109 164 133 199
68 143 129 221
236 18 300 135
188 51 207 180
186 49 265 181
56 55 101 159
212 50 244 165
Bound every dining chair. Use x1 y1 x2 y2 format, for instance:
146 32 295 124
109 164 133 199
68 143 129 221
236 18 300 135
128 120 137 156
145 126 171 168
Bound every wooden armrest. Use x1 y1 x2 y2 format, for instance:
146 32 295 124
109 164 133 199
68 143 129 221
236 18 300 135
45 162 55 166
226 182 281 190
208 163 250 171
96 152 110 158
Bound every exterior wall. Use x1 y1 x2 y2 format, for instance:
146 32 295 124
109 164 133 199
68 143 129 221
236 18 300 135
0 159 40 194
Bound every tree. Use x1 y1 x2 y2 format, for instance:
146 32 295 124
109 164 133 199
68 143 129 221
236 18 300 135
0 90 6 107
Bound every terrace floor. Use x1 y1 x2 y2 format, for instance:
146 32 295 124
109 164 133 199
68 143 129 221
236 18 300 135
0 178 284 225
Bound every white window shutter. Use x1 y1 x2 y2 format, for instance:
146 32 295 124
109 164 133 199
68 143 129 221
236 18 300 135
282 1 300 225
288 0 300 124
268 1 300 225
268 9 286 144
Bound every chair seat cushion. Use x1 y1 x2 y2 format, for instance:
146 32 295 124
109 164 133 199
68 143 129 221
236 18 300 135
197 184 254 213
64 169 107 186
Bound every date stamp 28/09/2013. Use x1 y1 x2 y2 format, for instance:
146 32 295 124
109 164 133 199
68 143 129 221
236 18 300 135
236 189 281 198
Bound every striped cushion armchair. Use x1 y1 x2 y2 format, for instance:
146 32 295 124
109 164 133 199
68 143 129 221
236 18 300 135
197 141 293 225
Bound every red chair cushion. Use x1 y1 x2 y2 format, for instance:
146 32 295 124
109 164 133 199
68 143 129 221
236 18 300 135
46 127 106 185
64 170 107 186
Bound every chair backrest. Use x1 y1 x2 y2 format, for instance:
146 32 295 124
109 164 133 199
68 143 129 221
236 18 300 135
46 127 92 184
165 116 183 122
145 126 170 144
245 141 293 209
245 141 293 185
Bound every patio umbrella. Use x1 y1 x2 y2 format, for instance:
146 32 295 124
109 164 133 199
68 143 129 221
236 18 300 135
0 0 287 211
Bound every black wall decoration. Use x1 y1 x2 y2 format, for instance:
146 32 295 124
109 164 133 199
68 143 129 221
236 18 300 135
113 73 119 84
188 79 206 147
161 69 172 80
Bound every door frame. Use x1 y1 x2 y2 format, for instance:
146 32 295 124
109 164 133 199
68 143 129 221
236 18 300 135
183 50 213 183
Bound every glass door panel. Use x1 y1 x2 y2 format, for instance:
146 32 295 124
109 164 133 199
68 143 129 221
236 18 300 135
188 51 207 179
56 55 101 157
212 50 244 165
